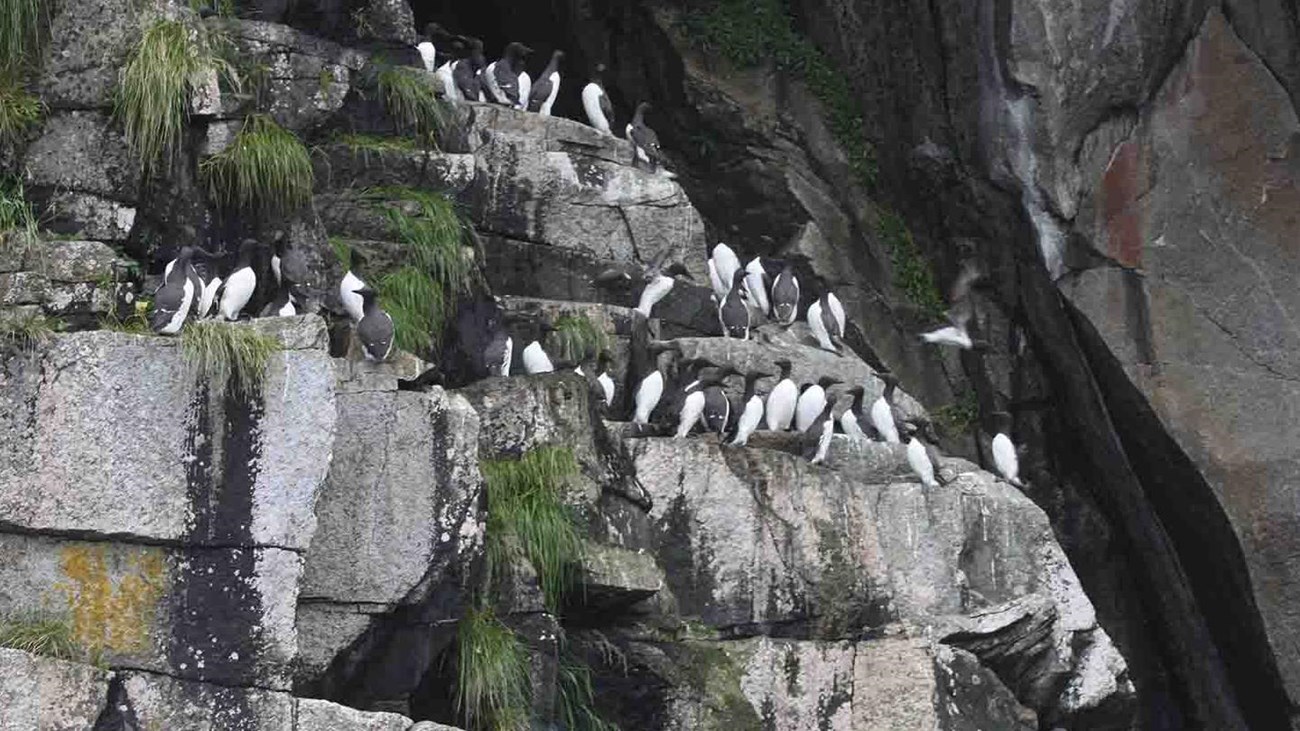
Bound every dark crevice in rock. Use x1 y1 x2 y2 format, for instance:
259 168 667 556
91 675 139 731
1065 295 1293 731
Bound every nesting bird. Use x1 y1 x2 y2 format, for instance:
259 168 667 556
770 260 800 326
627 102 669 176
709 243 742 301
795 376 841 433
484 42 533 109
839 385 868 443
808 291 846 354
717 268 751 340
907 435 939 488
355 287 394 361
452 38 487 101
582 63 615 135
219 240 258 321
990 411 1024 487
528 50 564 116
765 359 798 432
150 246 208 335
729 368 771 447
806 391 839 465
869 372 902 444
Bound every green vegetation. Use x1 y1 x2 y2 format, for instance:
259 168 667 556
559 657 620 731
377 65 444 145
932 390 979 438
683 0 875 185
456 607 532 731
377 265 444 353
0 72 41 145
0 614 84 661
201 114 313 216
0 310 54 355
877 209 944 318
328 236 353 269
547 315 610 365
481 446 584 613
181 320 280 395
336 132 417 154
0 174 39 255
117 16 234 177
0 0 47 71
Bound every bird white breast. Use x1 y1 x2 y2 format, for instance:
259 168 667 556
765 379 798 431
362 312 395 361
522 341 554 374
921 325 972 349
634 370 664 425
501 336 513 377
277 298 296 317
636 274 675 317
711 244 741 292
870 397 899 443
840 410 866 442
827 292 846 336
743 259 770 316
437 61 460 100
807 301 834 352
992 433 1020 484
271 254 282 284
795 386 826 433
582 84 611 134
517 71 531 110
707 259 726 300
574 365 584 376
731 394 764 446
907 438 937 487
811 419 835 464
539 72 560 116
482 62 506 103
416 41 437 72
340 271 366 322
219 267 256 321
160 278 196 335
197 276 222 319
675 390 706 438
597 371 615 406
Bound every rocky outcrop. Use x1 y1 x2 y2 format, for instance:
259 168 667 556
0 648 111 731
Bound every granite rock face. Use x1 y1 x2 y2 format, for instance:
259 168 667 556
0 649 111 731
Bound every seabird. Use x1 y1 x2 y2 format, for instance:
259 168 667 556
770 260 800 326
627 102 670 176
870 372 902 443
710 243 742 301
528 50 564 116
764 358 798 431
581 63 615 135
260 280 297 317
806 391 839 465
339 265 367 323
631 341 680 431
991 411 1024 487
484 42 532 108
907 435 939 488
729 368 772 447
271 237 309 290
795 376 841 433
452 38 487 101
594 351 615 407
355 287 395 361
718 268 751 339
921 260 987 350
839 385 868 443
149 246 208 334
743 256 774 318
485 325 512 377
672 360 725 438
195 271 222 319
522 341 555 374
594 251 693 318
808 291 846 354
219 239 258 321
415 33 437 73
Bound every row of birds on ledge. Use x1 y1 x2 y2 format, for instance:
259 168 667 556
413 25 670 175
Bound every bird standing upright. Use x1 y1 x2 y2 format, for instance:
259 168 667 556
528 50 564 115
718 269 751 340
770 260 800 326
627 102 670 176
990 411 1024 487
729 369 772 447
765 359 798 431
219 240 259 321
808 291 846 354
355 287 395 362
795 376 841 433
582 63 615 134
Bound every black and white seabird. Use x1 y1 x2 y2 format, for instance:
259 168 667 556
907 434 940 488
770 260 800 326
484 42 532 109
149 246 208 334
718 268 751 339
729 369 772 447
219 239 258 321
795 376 841 433
991 411 1024 487
870 372 902 443
709 243 742 302
516 317 559 375
452 38 487 101
672 360 726 438
764 358 798 431
528 50 564 116
339 265 367 323
839 385 868 443
272 237 309 290
260 279 297 317
921 260 986 350
808 291 846 354
805 391 839 465
594 251 694 319
484 325 512 377
700 366 741 437
743 256 777 319
594 351 616 407
416 30 437 73
582 64 615 135
632 341 680 431
355 287 395 361
627 102 670 176
165 248 219 320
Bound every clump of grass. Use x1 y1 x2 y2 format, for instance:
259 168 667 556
0 0 47 71
0 174 39 255
0 310 55 355
877 208 944 318
481 446 583 613
0 614 83 661
100 296 151 334
201 114 313 216
547 315 609 365
328 236 353 270
683 0 875 186
337 132 417 154
0 72 41 145
932 390 979 439
377 265 445 354
456 607 532 731
181 319 280 394
377 65 444 145
559 657 620 731
117 16 234 177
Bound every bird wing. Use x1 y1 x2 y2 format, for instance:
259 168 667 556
493 62 519 103
517 72 531 109
630 124 662 163
946 296 975 329
949 260 983 306
599 88 613 119
645 246 671 275
527 74 550 111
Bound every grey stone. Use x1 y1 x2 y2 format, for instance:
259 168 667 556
0 648 110 731
42 192 137 242
34 0 141 109
23 112 140 202
355 0 417 45
295 697 412 730
407 722 464 731
0 272 49 305
579 541 665 609
29 240 129 283
294 603 382 683
117 671 295 730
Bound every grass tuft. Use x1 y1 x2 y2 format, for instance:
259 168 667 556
336 132 417 154
377 65 444 145
0 310 55 355
201 114 313 216
481 446 583 613
0 72 41 146
328 236 353 270
0 0 47 72
456 607 532 731
0 174 39 256
0 614 83 661
877 209 944 318
683 0 875 186
932 390 979 439
181 319 280 395
116 16 234 177
547 315 609 365
377 265 445 354
559 657 621 731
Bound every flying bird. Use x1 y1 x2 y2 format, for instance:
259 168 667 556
921 260 986 350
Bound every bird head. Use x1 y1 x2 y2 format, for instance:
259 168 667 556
729 268 747 290
772 358 793 378
505 42 532 59
817 376 842 389
552 49 566 63
355 286 379 304
876 371 899 388
664 262 694 280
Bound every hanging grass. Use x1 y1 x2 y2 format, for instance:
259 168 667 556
877 208 944 318
377 65 444 145
547 315 609 365
558 656 621 731
0 614 83 661
0 174 39 256
181 320 280 395
377 265 445 354
456 607 532 731
481 446 584 613
0 0 47 71
116 16 234 177
201 114 313 216
0 72 41 145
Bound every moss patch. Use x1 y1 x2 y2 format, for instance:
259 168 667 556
932 390 979 439
877 208 944 319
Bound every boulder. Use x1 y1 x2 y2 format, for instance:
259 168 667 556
295 697 413 730
113 671 295 731
34 0 143 109
23 112 140 204
0 648 110 731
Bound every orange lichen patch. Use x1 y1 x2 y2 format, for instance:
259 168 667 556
56 546 167 658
